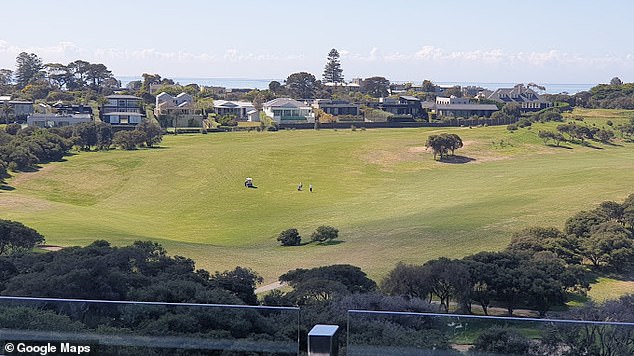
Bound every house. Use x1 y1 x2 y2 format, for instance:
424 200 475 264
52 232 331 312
312 99 361 117
51 102 93 116
434 96 498 117
262 98 314 124
213 100 258 121
0 96 34 121
372 96 424 118
154 92 204 127
487 84 552 112
101 94 144 125
323 81 361 92
27 113 92 128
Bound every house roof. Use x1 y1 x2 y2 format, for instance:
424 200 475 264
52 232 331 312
263 98 307 108
103 112 144 116
400 95 420 101
435 104 499 111
106 94 142 100
487 85 549 103
214 100 254 109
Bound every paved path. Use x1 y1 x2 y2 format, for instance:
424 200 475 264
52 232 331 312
255 281 285 294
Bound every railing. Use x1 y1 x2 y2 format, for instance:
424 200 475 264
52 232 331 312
347 310 634 356
0 296 300 355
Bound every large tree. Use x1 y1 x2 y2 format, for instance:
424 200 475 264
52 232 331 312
285 72 320 99
15 52 44 89
322 48 344 84
360 76 390 97
0 219 45 255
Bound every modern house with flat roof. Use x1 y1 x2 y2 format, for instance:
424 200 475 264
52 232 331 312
487 84 551 112
312 99 360 117
213 100 258 121
27 113 92 128
0 96 34 121
101 94 144 125
371 96 424 118
262 98 314 124
434 96 499 117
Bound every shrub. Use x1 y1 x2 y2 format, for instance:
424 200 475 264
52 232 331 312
506 124 518 131
277 228 301 246
311 226 339 243
471 327 530 354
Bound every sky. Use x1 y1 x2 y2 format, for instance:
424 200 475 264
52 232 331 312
1 0 633 84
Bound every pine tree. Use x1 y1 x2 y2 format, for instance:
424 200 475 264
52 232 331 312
322 48 344 84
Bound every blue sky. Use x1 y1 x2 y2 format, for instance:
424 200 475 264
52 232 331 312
1 0 633 84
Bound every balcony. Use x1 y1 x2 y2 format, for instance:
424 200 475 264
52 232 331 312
0 296 632 355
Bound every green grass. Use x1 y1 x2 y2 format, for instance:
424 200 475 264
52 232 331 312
1 110 634 295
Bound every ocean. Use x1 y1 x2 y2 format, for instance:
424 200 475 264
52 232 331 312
117 77 594 95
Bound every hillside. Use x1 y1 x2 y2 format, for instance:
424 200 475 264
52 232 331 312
1 110 633 289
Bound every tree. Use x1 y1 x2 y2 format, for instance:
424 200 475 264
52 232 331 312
15 52 44 89
610 77 623 86
277 228 301 246
268 81 284 95
360 76 390 98
112 130 146 150
422 258 472 313
0 219 45 255
72 122 98 150
210 266 263 305
565 210 608 238
285 72 320 99
471 327 530 354
501 102 521 118
425 133 463 160
580 222 634 269
421 80 435 93
280 264 376 294
1 102 14 124
322 48 344 84
381 262 432 301
135 120 163 147
310 225 339 243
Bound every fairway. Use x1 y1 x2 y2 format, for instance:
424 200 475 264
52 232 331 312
1 112 633 287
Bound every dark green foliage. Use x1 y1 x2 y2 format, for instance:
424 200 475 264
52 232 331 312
310 225 339 243
280 264 376 305
285 72 320 99
507 227 580 264
216 114 238 126
113 130 147 150
5 123 21 135
136 120 163 147
209 266 263 305
471 327 530 354
0 219 45 255
360 76 390 97
15 52 44 88
381 262 432 300
565 210 609 237
277 228 301 246
323 48 344 84
425 133 463 160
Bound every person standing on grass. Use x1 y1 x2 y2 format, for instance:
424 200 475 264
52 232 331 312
298 182 303 191
309 184 313 192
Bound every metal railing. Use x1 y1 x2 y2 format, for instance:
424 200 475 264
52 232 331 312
347 310 634 355
0 296 300 355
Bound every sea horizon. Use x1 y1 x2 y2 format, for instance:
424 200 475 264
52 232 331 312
117 76 595 95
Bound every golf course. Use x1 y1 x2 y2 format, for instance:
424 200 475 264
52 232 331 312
1 109 633 297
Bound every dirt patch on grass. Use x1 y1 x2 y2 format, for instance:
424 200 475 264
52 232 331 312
0 194 55 211
38 245 64 251
8 164 57 186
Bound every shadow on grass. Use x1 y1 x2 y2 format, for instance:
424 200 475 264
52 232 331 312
439 155 475 164
546 144 573 149
315 240 345 246
580 142 603 150
0 184 15 191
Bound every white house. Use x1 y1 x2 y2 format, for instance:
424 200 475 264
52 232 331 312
27 113 92 128
213 100 259 121
262 98 314 124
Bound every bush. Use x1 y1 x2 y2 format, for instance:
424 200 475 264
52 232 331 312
277 228 301 246
506 124 518 131
471 327 530 354
311 226 339 243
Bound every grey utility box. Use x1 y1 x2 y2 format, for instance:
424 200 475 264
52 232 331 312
308 324 339 356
